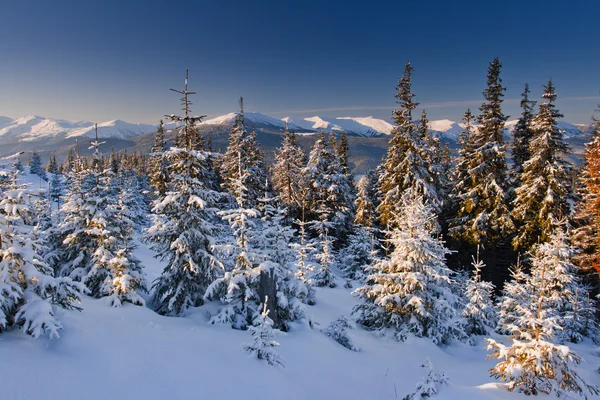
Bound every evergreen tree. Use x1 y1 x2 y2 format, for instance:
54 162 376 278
354 169 379 228
303 132 354 242
496 258 529 335
254 192 308 329
220 100 268 207
512 80 572 251
339 225 378 281
46 154 58 174
272 127 306 218
336 131 354 187
461 249 497 339
244 297 285 367
511 83 536 185
206 150 264 329
449 58 513 247
486 232 599 398
310 201 337 288
293 208 317 305
354 185 460 344
448 109 476 219
571 106 600 278
378 62 441 227
0 170 83 338
419 109 448 210
145 71 223 316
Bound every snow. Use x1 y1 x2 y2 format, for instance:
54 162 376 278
1 171 599 400
0 116 157 141
2 278 597 400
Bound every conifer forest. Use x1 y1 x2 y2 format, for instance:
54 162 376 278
2 58 600 400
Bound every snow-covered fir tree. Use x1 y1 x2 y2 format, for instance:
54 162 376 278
354 185 460 344
0 169 83 338
448 109 476 218
511 83 536 185
402 359 450 400
272 126 306 219
46 154 58 174
449 58 513 248
293 208 317 305
100 180 147 307
322 315 359 351
336 131 356 198
244 297 285 367
146 73 223 316
496 257 529 335
49 172 65 209
303 132 354 243
419 109 448 210
339 224 378 281
486 232 599 398
378 62 442 228
206 150 264 329
310 200 337 288
220 100 268 207
354 169 379 228
149 120 169 197
253 190 308 330
56 137 146 305
461 249 497 339
512 79 573 252
29 151 47 181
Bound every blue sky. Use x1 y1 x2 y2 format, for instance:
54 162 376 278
1 0 599 124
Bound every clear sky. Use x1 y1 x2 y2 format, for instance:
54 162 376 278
1 0 599 124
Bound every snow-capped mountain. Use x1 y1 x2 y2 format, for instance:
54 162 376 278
0 112 590 144
0 115 158 142
202 112 394 137
427 118 588 142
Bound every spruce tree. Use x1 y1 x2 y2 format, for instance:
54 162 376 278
496 258 529 335
355 169 379 228
145 71 223 316
310 201 337 288
46 154 58 174
512 80 572 251
244 298 285 367
448 109 476 218
511 83 536 185
0 170 83 338
303 132 354 242
449 58 513 247
461 250 497 339
206 151 263 329
486 232 599 398
272 126 306 218
220 100 268 207
354 185 460 344
29 151 46 180
378 62 441 227
254 191 308 329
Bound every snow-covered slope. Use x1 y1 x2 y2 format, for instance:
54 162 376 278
0 115 157 142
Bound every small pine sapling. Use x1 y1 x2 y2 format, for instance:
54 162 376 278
244 297 285 367
402 359 450 400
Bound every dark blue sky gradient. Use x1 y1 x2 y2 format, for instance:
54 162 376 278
1 0 599 124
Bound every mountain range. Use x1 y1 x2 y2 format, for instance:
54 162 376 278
0 112 591 174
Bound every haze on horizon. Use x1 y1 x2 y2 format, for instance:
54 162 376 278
1 0 599 125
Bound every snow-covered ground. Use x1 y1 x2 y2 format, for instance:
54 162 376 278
1 171 599 400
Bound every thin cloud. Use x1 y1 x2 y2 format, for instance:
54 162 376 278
268 95 600 116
